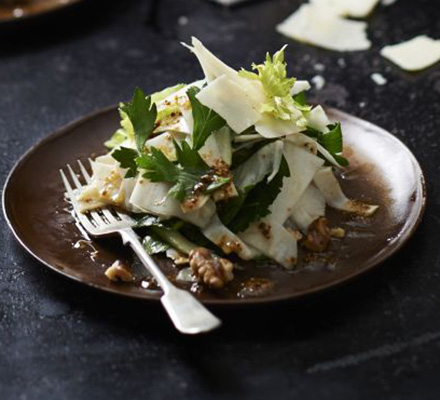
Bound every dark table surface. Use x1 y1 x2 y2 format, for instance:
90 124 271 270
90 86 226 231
1 0 440 399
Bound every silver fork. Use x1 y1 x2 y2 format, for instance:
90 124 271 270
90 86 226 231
60 160 221 334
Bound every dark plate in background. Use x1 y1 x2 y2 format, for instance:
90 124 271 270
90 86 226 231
0 0 83 25
2 106 426 305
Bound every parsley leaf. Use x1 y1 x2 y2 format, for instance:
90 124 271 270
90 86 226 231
292 91 307 106
304 122 349 167
137 146 180 180
142 234 170 255
224 157 290 233
187 86 226 151
332 154 349 167
320 123 343 154
218 192 246 226
136 141 230 202
121 88 157 153
174 140 208 173
137 146 189 201
111 147 139 178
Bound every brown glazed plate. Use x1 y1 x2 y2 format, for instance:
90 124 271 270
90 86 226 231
3 106 426 306
0 0 82 23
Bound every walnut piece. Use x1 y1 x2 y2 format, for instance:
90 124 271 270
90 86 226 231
105 260 133 282
189 247 234 289
330 227 346 238
302 217 331 252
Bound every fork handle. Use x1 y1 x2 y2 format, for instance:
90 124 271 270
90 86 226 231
119 228 221 334
119 228 174 292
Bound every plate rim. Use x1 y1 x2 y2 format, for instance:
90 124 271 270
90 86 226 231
0 0 84 25
2 106 427 306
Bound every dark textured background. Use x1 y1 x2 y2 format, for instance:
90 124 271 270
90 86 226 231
1 0 440 399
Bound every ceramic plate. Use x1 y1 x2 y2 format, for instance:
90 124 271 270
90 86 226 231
3 106 426 305
0 0 83 24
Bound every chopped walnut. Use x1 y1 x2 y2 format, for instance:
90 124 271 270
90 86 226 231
302 217 331 252
330 227 346 238
189 247 234 289
105 260 133 282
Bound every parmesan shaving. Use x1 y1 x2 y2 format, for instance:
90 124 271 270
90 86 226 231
380 35 440 71
196 75 261 133
314 167 379 216
254 113 303 138
307 106 331 132
202 215 260 260
290 184 326 232
240 221 298 269
276 4 371 52
311 0 380 18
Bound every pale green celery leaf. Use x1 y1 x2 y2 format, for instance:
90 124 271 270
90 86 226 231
293 100 312 113
238 69 259 80
256 47 295 99
156 103 181 123
151 83 186 104
104 129 127 149
105 107 135 148
238 46 307 121
214 126 232 165
154 85 187 132
119 108 135 141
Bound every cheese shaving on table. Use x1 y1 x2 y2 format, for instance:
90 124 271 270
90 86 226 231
371 73 387 86
310 0 380 18
276 4 371 52
380 35 440 71
311 75 326 90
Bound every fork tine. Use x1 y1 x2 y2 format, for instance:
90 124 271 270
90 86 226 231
67 164 83 189
61 167 98 235
101 208 118 223
77 160 91 184
113 208 132 222
60 169 76 201
76 210 97 233
90 210 107 226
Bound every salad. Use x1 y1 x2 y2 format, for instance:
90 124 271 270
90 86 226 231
77 37 378 289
